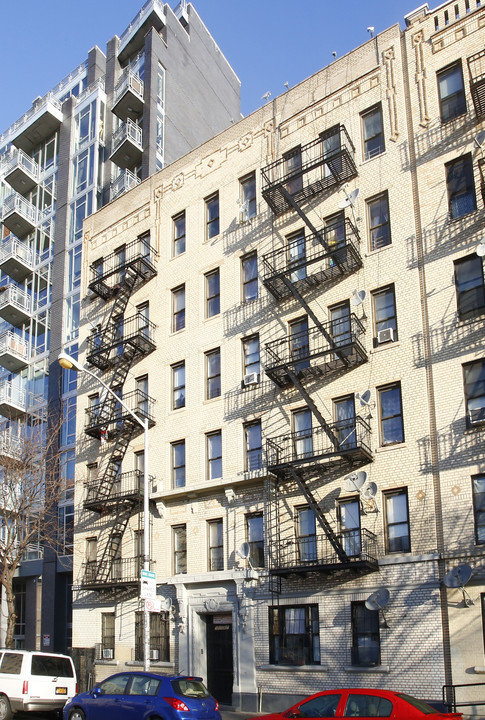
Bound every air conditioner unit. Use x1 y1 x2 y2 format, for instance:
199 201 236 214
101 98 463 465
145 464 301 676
243 372 259 386
150 649 160 661
102 648 114 660
469 407 485 424
377 327 394 344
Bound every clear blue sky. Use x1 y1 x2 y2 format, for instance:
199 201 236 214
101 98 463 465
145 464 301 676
1 0 420 133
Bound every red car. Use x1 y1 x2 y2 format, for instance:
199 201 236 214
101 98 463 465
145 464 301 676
249 688 463 719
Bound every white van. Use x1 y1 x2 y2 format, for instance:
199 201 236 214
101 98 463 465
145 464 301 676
0 649 77 718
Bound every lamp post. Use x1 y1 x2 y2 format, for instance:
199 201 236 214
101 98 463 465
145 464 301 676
58 351 151 672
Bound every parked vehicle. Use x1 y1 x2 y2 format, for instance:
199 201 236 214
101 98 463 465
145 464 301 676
63 672 221 720
249 688 463 719
0 648 77 719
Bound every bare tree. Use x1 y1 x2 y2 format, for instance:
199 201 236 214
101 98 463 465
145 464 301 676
0 415 69 648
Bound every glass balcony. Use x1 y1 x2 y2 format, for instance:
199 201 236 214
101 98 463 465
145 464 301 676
0 381 30 418
110 169 141 201
266 417 373 475
10 92 63 154
118 0 166 63
3 149 40 194
110 119 143 170
0 236 38 281
0 430 23 461
261 125 357 215
0 285 32 327
0 331 29 372
468 49 485 118
2 192 38 238
112 70 144 121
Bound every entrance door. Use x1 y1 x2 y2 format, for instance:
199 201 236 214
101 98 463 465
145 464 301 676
206 614 233 706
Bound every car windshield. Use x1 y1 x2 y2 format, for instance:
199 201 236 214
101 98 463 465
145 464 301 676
397 694 440 714
171 679 210 698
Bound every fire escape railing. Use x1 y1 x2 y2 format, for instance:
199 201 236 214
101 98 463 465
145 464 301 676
81 556 142 589
84 469 145 512
88 235 158 300
468 49 485 118
87 312 156 370
85 389 155 439
261 125 357 215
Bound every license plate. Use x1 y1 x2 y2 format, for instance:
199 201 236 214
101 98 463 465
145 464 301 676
56 688 67 695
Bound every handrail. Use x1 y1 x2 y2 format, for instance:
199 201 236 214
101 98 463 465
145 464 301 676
442 682 485 712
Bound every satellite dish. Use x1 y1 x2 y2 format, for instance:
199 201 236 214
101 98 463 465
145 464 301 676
237 542 250 560
365 588 390 612
161 598 172 611
343 471 367 493
475 130 485 149
476 242 485 257
442 564 474 607
363 482 378 500
356 390 372 406
339 188 360 208
351 289 366 307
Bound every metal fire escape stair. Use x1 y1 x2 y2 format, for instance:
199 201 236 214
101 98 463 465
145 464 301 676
93 502 135 585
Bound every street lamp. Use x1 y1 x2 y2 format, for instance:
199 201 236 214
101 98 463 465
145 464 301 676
58 351 152 671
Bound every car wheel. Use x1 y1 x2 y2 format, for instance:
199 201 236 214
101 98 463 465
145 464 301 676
68 708 86 720
0 695 12 720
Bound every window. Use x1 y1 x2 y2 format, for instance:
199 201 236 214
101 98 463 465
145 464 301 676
446 155 477 218
205 192 219 239
205 348 221 399
102 613 115 657
334 395 356 449
241 252 258 302
325 211 347 266
207 430 222 480
296 507 317 563
351 601 380 666
135 612 169 662
437 62 466 122
269 605 320 666
172 362 185 409
368 192 391 250
378 383 404 445
338 499 361 556
243 335 260 377
361 104 385 160
384 489 411 553
172 285 185 332
284 146 303 194
454 255 485 319
240 171 257 219
171 440 186 488
173 211 186 256
372 285 397 344
321 125 342 177
473 476 485 544
205 269 220 317
246 514 264 567
293 408 313 458
208 519 223 571
136 375 149 417
287 229 306 282
290 316 310 372
173 524 187 574
330 302 351 351
57 505 74 555
464 359 485 425
244 420 262 471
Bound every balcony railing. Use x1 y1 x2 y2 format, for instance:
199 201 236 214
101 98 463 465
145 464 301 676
81 556 141 589
0 285 32 327
262 219 362 301
0 430 23 460
468 49 485 118
85 389 156 439
269 528 378 576
84 470 145 511
87 313 156 370
112 70 144 121
261 125 357 215
88 235 158 299
2 192 38 238
8 92 63 154
3 149 40 194
23 542 44 561
0 381 42 419
0 331 29 372
267 417 373 474
0 236 38 281
110 169 141 201
265 314 367 388
110 119 143 169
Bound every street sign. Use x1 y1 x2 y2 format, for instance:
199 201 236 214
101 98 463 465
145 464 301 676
140 569 156 600
145 598 162 613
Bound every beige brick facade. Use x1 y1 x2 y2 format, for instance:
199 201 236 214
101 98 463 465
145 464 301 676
71 0 485 713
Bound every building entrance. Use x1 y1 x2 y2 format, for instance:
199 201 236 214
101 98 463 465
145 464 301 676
206 613 233 705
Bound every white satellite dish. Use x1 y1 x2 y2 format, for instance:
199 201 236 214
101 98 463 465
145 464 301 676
338 188 360 209
363 482 378 500
356 390 373 407
475 130 485 149
351 289 366 307
343 471 367 493
365 587 390 612
442 564 474 606
476 242 485 257
237 542 250 560
161 598 172 612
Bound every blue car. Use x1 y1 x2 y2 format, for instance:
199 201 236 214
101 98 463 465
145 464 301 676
63 672 221 720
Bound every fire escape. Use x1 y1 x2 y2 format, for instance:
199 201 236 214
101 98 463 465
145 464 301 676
80 235 157 592
261 124 377 579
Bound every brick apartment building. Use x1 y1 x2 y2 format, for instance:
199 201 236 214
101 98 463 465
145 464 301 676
72 0 485 712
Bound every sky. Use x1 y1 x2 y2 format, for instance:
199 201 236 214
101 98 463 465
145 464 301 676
0 0 421 133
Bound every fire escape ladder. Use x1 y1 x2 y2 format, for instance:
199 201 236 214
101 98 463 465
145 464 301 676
285 365 340 450
288 466 349 563
280 276 350 367
95 502 135 584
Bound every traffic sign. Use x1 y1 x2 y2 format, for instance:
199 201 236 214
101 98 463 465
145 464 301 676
140 569 156 600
